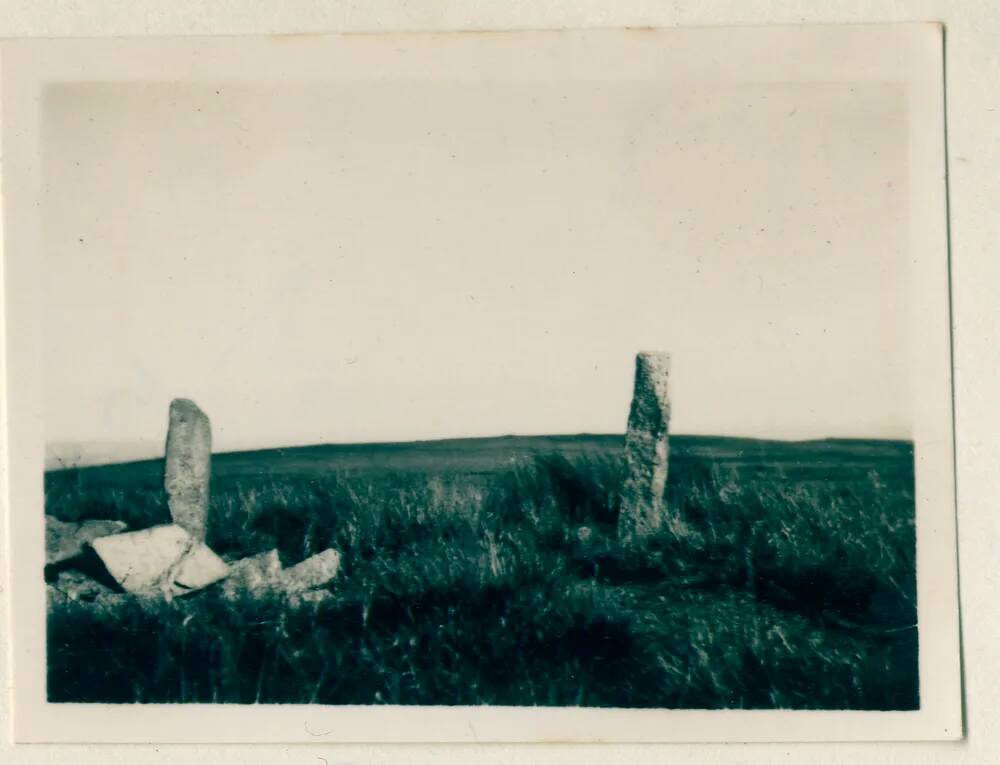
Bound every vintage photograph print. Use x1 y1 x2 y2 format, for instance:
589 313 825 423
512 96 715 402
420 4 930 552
2 24 960 742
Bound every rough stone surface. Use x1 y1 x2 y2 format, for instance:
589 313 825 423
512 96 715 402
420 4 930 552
46 516 128 565
46 570 126 614
170 543 230 597
288 589 335 609
280 549 341 593
90 523 228 598
220 549 282 601
91 524 192 593
164 398 212 541
619 351 673 538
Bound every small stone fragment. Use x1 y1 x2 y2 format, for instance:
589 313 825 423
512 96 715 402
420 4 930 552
46 516 128 565
164 398 212 541
50 569 116 601
170 543 230 597
288 589 335 609
280 549 341 593
47 570 127 614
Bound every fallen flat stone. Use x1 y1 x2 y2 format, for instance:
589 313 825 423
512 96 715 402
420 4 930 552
280 549 341 593
164 398 212 541
46 516 128 566
91 524 192 594
619 351 673 538
92 523 231 599
219 549 282 601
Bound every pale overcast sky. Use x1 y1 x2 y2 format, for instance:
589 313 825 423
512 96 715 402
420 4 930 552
41 69 911 453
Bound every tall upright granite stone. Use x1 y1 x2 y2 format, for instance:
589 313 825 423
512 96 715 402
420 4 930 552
164 398 212 542
619 352 673 539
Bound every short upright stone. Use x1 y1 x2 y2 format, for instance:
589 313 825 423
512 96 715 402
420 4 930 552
619 352 672 538
164 398 212 541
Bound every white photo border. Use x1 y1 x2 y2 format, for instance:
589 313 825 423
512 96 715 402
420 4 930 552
1 23 960 743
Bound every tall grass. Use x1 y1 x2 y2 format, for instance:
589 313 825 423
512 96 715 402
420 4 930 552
45 449 917 708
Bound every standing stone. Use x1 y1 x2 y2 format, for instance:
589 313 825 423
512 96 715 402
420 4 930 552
164 398 212 541
619 351 672 538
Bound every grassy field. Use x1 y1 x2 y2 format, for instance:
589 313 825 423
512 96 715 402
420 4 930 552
45 434 918 709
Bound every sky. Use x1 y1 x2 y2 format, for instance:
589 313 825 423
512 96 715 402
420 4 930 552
41 72 912 457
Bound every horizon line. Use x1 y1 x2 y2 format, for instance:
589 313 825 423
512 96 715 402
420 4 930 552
45 431 915 471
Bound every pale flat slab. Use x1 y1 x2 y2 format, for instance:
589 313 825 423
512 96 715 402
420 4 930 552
91 524 191 593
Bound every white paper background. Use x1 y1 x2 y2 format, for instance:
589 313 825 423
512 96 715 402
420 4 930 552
0 1 996 763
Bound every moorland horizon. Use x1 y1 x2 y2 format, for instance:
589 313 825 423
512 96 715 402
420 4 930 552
45 430 915 471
